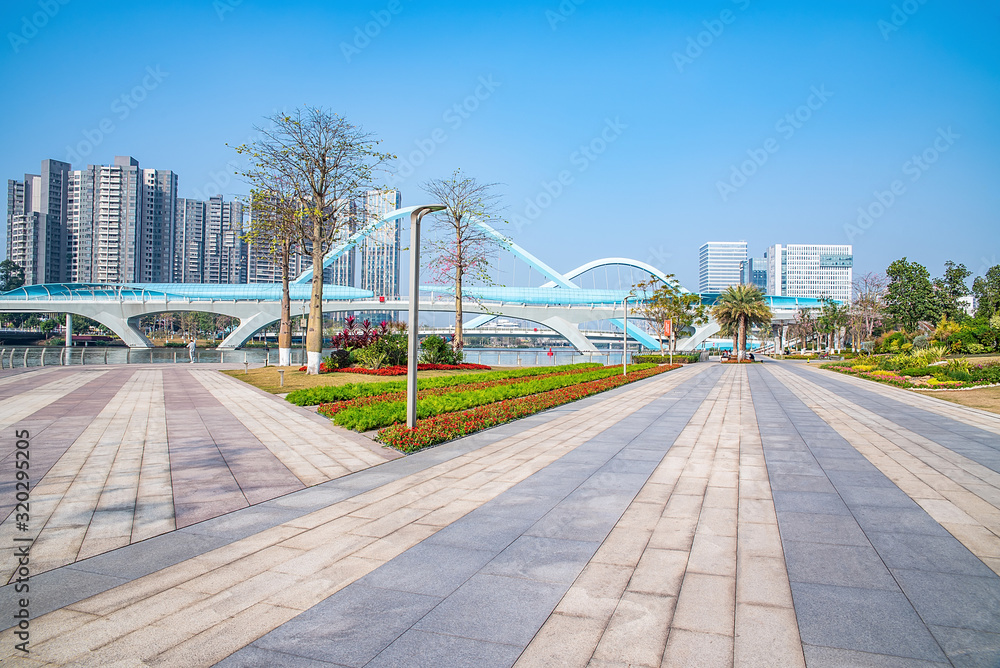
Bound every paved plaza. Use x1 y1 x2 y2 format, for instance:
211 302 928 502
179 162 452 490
1 360 999 666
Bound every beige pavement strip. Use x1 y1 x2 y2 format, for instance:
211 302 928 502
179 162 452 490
517 366 804 668
192 369 385 485
804 363 1000 438
0 370 173 583
0 364 710 666
771 365 1000 575
0 369 108 431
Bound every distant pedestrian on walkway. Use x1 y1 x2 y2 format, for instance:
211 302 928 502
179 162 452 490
188 338 196 363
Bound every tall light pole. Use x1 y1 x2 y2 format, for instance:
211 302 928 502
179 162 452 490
407 205 447 429
622 296 629 376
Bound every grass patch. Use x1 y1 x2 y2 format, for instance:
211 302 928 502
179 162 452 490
920 385 1000 415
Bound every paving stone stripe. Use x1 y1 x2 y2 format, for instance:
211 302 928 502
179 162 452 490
799 362 1000 438
0 370 173 583
517 366 805 668
0 369 135 523
0 364 713 666
223 365 725 668
788 364 1000 467
0 369 108 432
192 369 388 484
768 364 1000 577
750 364 1000 667
0 365 58 397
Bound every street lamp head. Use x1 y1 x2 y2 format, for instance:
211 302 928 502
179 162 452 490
412 204 447 220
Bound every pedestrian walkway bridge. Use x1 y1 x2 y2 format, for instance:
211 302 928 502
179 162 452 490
0 205 829 351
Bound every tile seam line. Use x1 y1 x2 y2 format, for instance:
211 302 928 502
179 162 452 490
756 365 955 666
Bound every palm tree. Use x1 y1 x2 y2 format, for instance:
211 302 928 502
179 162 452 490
711 285 773 361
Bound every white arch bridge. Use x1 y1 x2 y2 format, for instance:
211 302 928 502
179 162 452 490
0 205 830 351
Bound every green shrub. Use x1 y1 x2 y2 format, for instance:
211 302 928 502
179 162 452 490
633 353 699 364
913 335 929 350
323 349 351 370
969 363 1000 384
898 366 945 377
967 343 988 355
420 335 463 365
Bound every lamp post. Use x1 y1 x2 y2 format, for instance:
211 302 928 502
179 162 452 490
407 204 447 429
622 296 629 376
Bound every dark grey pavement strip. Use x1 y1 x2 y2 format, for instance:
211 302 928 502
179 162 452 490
780 362 1000 474
217 366 725 667
750 365 1000 667
0 364 709 632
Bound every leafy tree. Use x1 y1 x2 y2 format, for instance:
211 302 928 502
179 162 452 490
711 285 772 361
1 260 25 292
885 257 940 332
632 276 707 355
422 170 506 350
933 260 972 321
237 108 391 374
972 265 1000 319
40 318 57 338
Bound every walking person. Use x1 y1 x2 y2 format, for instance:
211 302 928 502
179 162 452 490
188 338 196 363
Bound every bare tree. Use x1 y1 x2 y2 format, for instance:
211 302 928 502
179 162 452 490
422 170 505 350
851 272 887 347
242 174 303 366
237 108 392 373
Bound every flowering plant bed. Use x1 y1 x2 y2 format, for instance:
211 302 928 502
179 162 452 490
297 362 491 375
821 360 1000 390
378 364 680 452
286 363 602 406
320 365 656 431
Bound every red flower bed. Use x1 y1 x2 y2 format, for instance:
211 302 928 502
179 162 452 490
379 364 679 453
298 362 492 375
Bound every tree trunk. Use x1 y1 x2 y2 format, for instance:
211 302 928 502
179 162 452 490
305 219 324 374
454 234 463 350
279 238 292 366
738 316 747 361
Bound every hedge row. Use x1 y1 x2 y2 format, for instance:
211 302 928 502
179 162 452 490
285 362 603 406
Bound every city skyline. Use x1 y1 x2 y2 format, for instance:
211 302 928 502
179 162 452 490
2 1 998 293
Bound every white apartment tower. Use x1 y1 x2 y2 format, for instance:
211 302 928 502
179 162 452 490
765 243 853 302
698 241 747 293
6 159 71 284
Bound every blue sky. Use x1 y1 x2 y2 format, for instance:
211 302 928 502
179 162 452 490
2 0 998 291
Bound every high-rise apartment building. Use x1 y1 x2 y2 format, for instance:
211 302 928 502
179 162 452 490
698 241 747 293
174 196 245 284
765 243 853 302
359 189 401 298
7 159 70 284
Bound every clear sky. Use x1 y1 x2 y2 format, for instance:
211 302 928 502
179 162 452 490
2 0 998 292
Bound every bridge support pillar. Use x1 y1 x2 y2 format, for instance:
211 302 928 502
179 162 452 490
539 316 599 353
